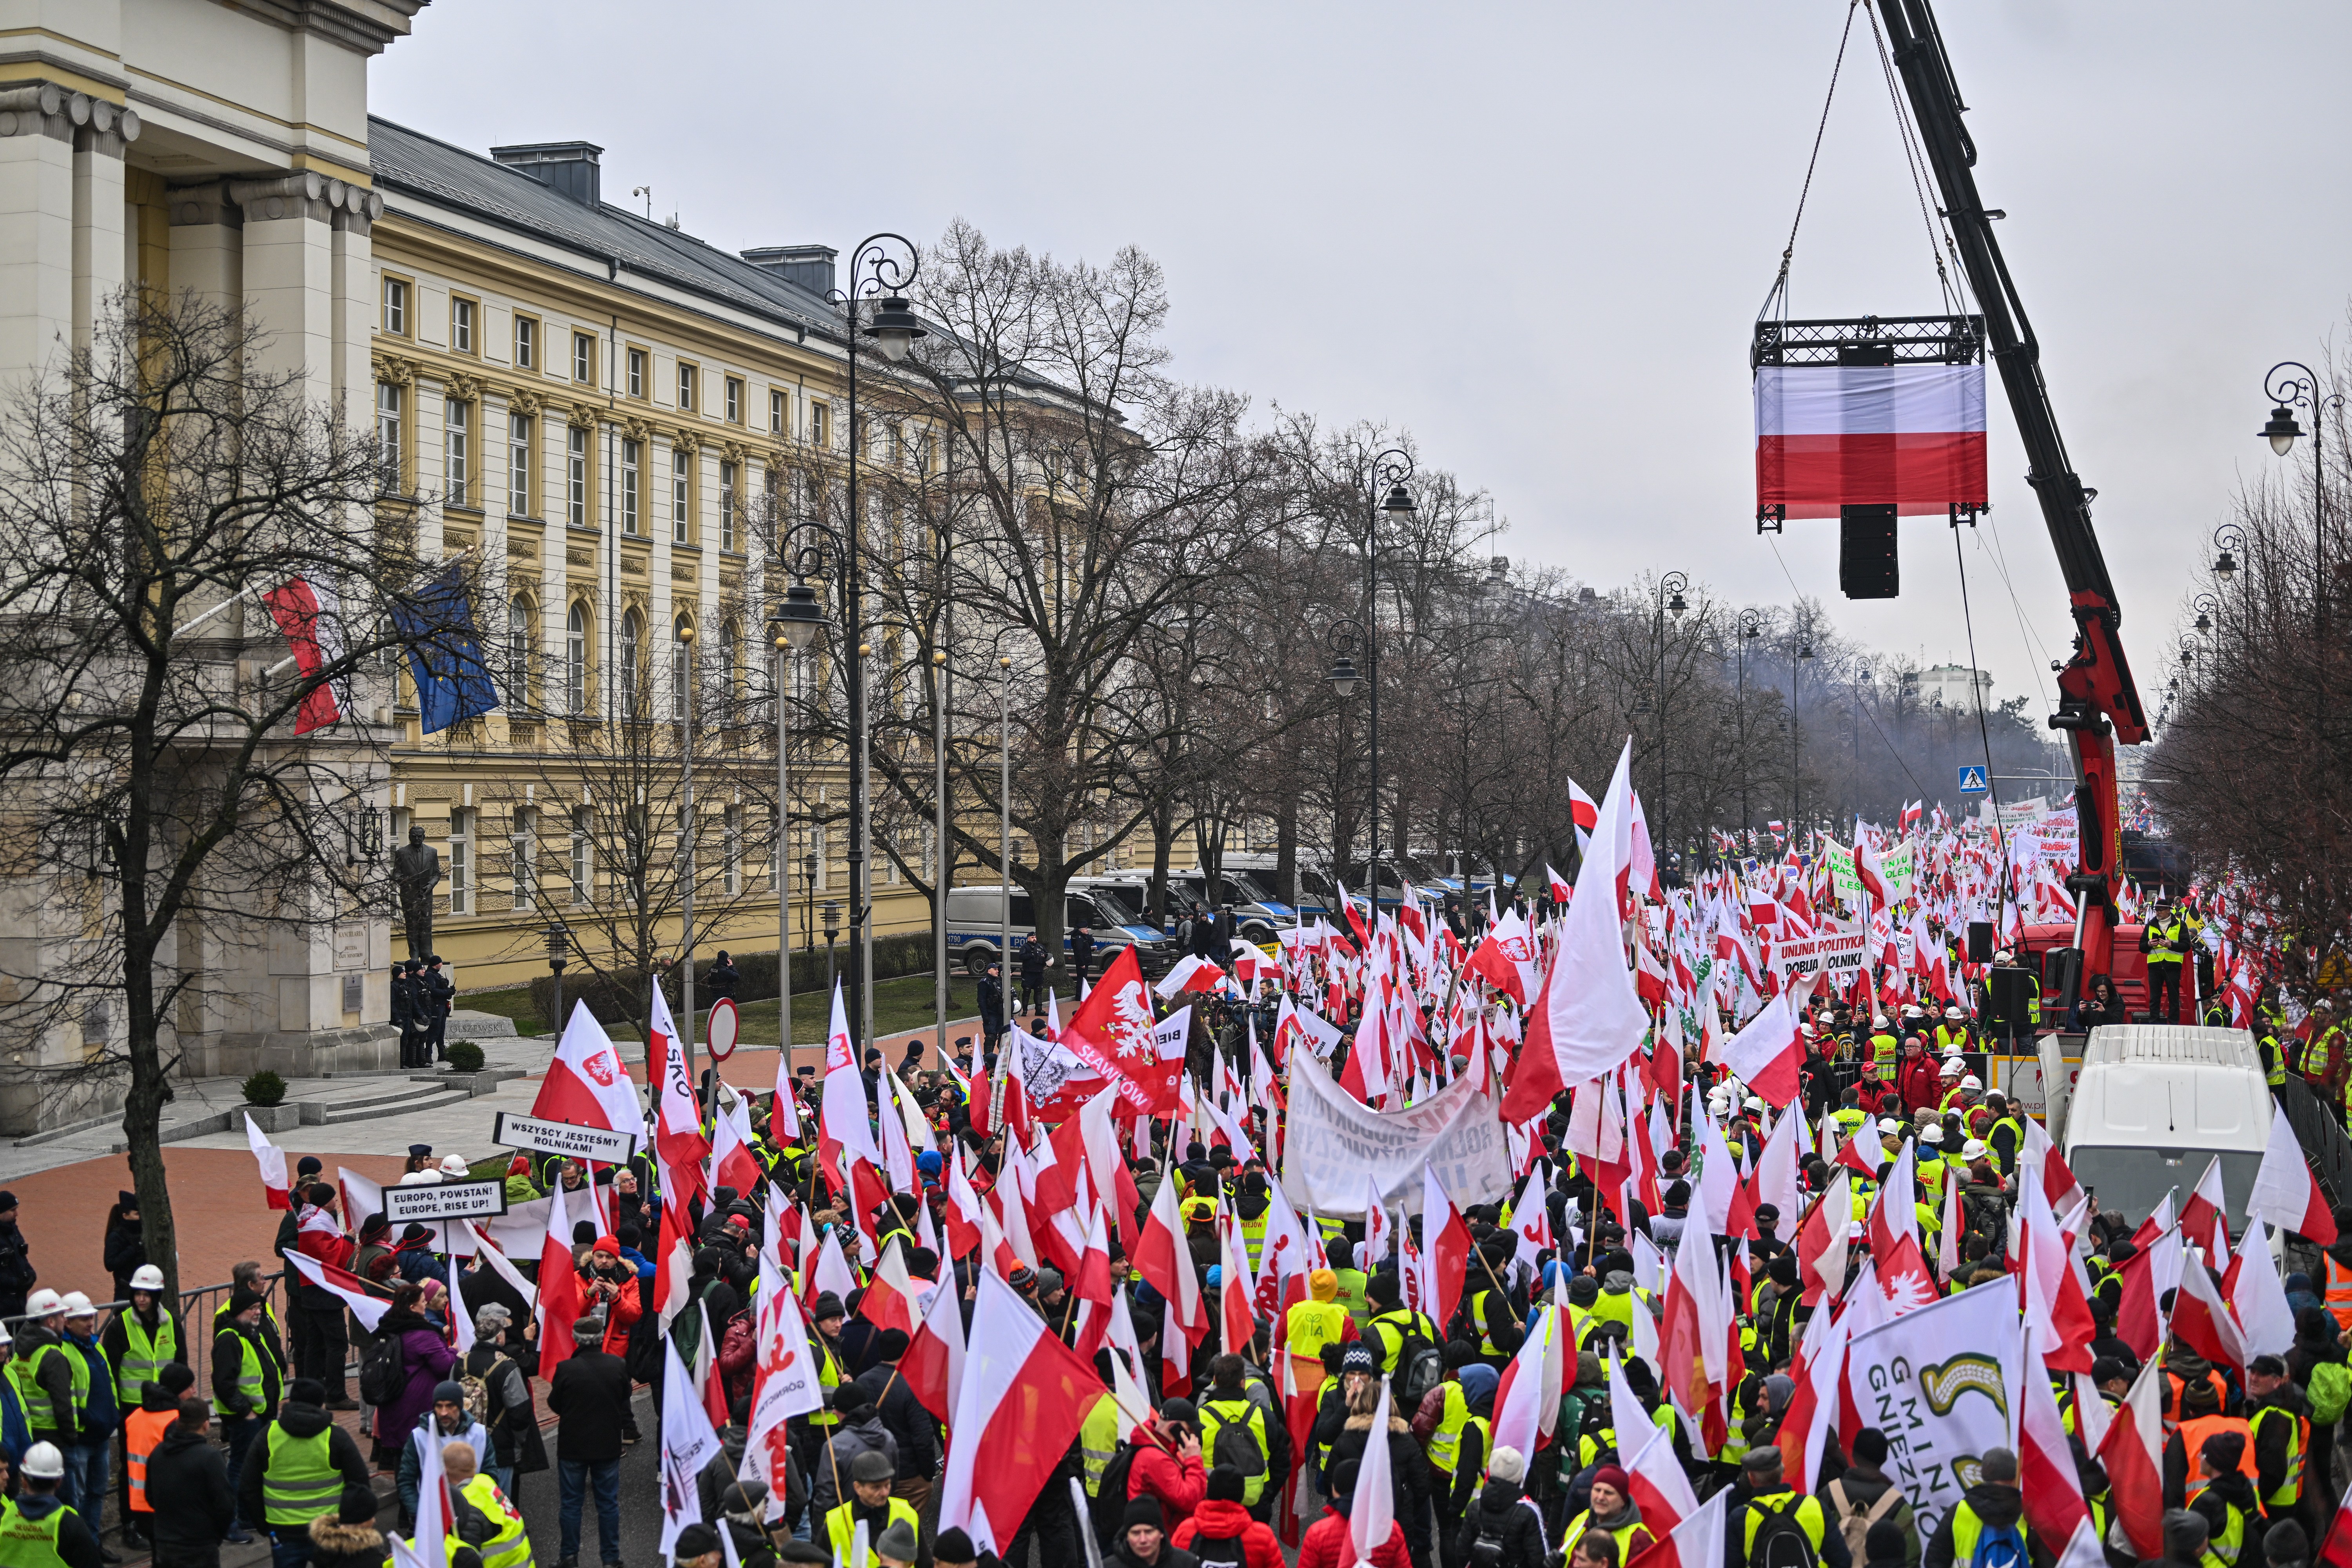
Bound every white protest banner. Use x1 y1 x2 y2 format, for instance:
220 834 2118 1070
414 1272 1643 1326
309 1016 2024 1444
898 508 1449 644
492 1111 641 1165
1826 842 1915 904
1769 927 1870 979
1842 1276 2022 1546
381 1179 509 1225
1280 1046 1510 1218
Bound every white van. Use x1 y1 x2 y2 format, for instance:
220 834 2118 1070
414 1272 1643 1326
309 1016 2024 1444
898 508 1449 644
2061 1024 2271 1235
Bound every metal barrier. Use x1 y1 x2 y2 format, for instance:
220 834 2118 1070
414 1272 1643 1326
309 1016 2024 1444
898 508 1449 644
2276 1076 2352 1210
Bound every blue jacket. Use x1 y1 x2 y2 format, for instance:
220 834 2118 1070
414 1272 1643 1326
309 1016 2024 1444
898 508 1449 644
65 1335 117 1436
621 1247 655 1283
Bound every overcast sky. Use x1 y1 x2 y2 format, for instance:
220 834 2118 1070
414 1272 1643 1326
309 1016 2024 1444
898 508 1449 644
376 2 2352 728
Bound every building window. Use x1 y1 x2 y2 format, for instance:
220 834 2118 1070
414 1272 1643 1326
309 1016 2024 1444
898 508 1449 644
724 805 742 895
566 426 588 526
375 383 401 493
672 448 691 544
515 315 537 370
573 331 596 385
811 402 829 448
677 363 696 413
570 808 592 904
508 414 532 516
628 348 646 399
619 610 642 720
511 807 535 912
566 602 589 714
444 397 470 505
381 276 407 336
621 439 641 535
719 461 737 552
724 377 742 424
769 389 786 436
451 297 474 354
448 810 470 915
507 597 533 703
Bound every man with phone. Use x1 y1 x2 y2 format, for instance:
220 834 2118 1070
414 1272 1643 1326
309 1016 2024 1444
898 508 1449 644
1126 1399 1208 1533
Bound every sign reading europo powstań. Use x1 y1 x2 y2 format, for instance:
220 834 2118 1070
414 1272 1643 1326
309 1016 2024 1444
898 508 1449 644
379 1179 510 1225
492 1111 640 1165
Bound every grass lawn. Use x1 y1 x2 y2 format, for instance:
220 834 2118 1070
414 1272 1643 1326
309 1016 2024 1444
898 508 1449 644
459 972 1083 1045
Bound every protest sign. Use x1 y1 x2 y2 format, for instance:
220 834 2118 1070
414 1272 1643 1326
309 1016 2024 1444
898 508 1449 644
1843 1277 2022 1546
1769 927 1870 978
1280 1047 1510 1218
381 1179 510 1225
493 1111 641 1165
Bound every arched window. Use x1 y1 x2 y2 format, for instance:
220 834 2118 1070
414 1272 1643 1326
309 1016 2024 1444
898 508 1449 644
620 610 643 719
565 602 589 715
507 597 534 704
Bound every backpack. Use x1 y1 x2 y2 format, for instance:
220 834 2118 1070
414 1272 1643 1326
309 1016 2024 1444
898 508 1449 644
1204 1403 1268 1500
1089 1444 1140 1550
358 1331 407 1408
1747 1495 1820 1568
1189 1532 1248 1568
457 1366 493 1426
1397 1345 1444 1408
1825 1480 1900 1565
1967 1518 2029 1568
2308 1361 2352 1426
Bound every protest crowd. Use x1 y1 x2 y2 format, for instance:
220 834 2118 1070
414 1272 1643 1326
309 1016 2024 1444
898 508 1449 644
20 741 2352 1568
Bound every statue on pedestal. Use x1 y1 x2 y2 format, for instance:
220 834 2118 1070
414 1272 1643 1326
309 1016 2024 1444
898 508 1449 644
391 824 441 960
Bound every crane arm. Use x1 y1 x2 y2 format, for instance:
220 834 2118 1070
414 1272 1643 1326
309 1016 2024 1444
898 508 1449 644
1878 0 2148 990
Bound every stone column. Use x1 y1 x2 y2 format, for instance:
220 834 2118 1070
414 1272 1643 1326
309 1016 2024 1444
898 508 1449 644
166 183 243 314
0 85 80 383
70 96 135 355
225 172 335 398
330 187 383 413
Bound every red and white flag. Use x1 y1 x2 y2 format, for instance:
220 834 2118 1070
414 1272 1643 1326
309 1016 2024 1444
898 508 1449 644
1154 955 1229 999
1567 777 1600 853
245 1113 290 1210
1545 863 1572 903
531 1004 644 1138
1131 1163 1205 1339
2251 1102 2339 1244
2179 1155 2232 1261
936 1270 1109 1556
1624 1482 1722 1568
1753 359 1987 520
901 1256 968 1425
1417 1163 1472 1334
2097 1358 2166 1560
1793 1171 1849 1307
2321 1482 2352 1568
1348 1373 1397 1566
1714 974 1815 1109
285 1249 389 1331
1488 1302 1565 1462
261 573 347 734
817 980 879 1190
1061 947 1185 1114
535 1176 585 1366
2017 1330 2090 1547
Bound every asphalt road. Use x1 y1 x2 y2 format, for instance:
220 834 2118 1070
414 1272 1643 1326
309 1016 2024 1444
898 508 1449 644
508 1386 669 1568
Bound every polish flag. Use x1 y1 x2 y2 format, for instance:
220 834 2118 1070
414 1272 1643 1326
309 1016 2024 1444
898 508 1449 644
1154 955 1229 999
817 980 879 1191
535 1177 585 1366
1348 1374 1397 1565
2018 1157 2096 1374
1624 1481 1722 1568
245 1114 290 1210
1754 359 1987 520
900 1256 968 1425
1567 777 1600 851
936 1270 1109 1556
2170 1248 2250 1375
1418 1163 1472 1333
1216 1209 1256 1355
1545 863 1572 903
2321 1483 2352 1568
1361 1174 1392 1271
2096 1358 2167 1560
2017 1331 2090 1546
1852 837 1893 911
1793 1171 1849 1306
2178 1155 2231 1261
1714 976 1813 1109
798 1225 859 1312
1131 1165 1205 1340
261 573 347 734
1621 1423 1701 1538
531 1003 645 1138
1062 947 1185 1114
1501 741 1648 1120
2019 1114 2084 1219
1488 1303 1565 1461
1777 1287 1847 1488
742 1257 824 1512
284 1250 390 1331
2251 1103 2340 1244
710 1091 764 1200
2226 1221 2298 1360
943 1145 986 1262
858 1238 929 1340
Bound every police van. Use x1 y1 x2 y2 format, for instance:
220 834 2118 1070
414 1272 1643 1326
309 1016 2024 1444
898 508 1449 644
942 884 1174 980
1069 867 1300 944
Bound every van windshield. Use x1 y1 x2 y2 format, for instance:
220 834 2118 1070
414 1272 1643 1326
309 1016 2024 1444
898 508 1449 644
1222 871 1277 904
1088 888 1142 927
2065 1146 2261 1236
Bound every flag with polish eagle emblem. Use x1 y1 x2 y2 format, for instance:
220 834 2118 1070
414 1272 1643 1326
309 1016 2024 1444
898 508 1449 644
1061 947 1186 1112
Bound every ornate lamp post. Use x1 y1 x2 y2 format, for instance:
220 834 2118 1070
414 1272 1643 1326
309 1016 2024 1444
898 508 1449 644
1653 571 1688 843
1735 609 1764 840
2259 361 2343 639
1325 619 1365 891
1352 450 1415 913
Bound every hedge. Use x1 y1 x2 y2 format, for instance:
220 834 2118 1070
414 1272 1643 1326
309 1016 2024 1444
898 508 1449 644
529 931 941 1026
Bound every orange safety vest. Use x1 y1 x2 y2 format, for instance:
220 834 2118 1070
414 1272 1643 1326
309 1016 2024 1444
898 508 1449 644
2178 1413 2260 1489
123 1405 176 1515
2166 1370 2231 1436
2326 1256 2352 1331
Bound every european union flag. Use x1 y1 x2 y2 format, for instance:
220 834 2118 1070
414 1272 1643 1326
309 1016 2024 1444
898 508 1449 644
392 563 498 735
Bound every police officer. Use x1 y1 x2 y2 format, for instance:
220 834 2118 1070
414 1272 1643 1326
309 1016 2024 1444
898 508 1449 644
422 956 455 1065
390 961 422 1069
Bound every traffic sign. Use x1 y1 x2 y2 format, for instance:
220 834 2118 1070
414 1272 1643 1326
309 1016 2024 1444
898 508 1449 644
706 997 740 1062
1957 766 1989 796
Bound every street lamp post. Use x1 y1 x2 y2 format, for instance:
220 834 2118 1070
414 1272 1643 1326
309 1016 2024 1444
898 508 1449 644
998 655 1012 990
769 619 795 1062
544 922 570 1035
2259 361 2343 640
767 232 924 1064
932 644 949 1066
1326 619 1365 890
1736 610 1764 839
676 615 697 1096
1355 450 1416 913
1653 572 1688 843
1793 637 1814 836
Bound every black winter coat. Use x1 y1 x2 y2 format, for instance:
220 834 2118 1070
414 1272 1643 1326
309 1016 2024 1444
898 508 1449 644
852 1362 939 1480
547 1344 632 1465
1452 1479 1549 1568
305 1515 388 1568
143 1423 236 1557
235 1402 372 1540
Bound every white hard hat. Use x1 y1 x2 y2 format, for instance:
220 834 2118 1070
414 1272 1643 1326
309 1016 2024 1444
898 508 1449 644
1961 1139 1989 1161
129 1265 165 1293
1960 1074 1982 1092
1918 1126 1943 1146
20 1442 62 1480
397 1170 441 1185
1939 1059 1964 1078
439 1154 471 1176
1877 1118 1902 1135
59 1292 93 1318
24 1289 62 1318
0 1321 16 1344
1873 1015 1890 1029
1944 1007 1964 1020
1745 1096 1764 1111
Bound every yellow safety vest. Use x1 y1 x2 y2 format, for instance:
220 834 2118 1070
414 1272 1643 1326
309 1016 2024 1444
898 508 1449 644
115 1314 178 1406
1425 1382 1472 1478
2248 1402 2307 1508
1284 1300 1350 1370
1198 1397 1272 1506
1949 1500 2029 1564
260 1421 342 1526
457 1474 533 1568
0 1499 73 1568
2184 1476 2247 1567
1079 1395 1121 1497
1333 1269 1371 1327
1741 1492 1827 1557
1565 1509 1655 1563
825 1497 918 1565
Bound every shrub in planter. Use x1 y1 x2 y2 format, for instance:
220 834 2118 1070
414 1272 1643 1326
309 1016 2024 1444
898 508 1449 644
241 1069 287 1107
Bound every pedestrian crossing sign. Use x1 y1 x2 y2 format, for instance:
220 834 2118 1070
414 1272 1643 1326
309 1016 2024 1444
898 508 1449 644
1957 766 1989 796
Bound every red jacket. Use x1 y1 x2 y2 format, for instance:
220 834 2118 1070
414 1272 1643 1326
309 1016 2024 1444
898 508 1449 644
1895 1054 1940 1115
1297 1508 1408 1568
1125 1428 1206 1530
1172 1501 1284 1568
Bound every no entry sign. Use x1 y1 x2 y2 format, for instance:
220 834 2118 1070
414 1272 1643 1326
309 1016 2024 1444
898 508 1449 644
706 997 740 1062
